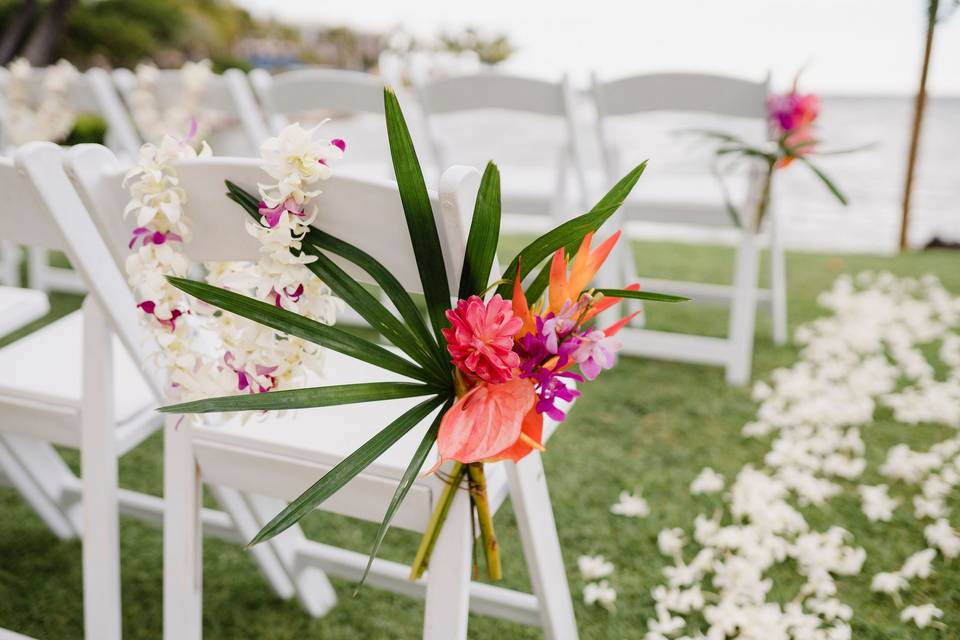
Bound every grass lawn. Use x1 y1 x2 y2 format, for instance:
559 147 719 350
0 242 957 639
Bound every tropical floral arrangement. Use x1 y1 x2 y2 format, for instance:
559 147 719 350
694 76 864 232
159 88 685 584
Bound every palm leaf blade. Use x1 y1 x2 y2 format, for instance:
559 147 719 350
248 395 447 546
383 87 451 347
458 162 501 299
159 381 442 414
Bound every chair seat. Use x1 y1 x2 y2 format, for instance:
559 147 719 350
190 348 565 532
0 310 157 447
0 286 49 337
623 171 753 228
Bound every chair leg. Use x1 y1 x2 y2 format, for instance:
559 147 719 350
26 248 48 293
726 231 760 385
506 453 579 640
81 296 121 640
768 217 788 346
163 415 202 640
242 494 338 616
0 241 19 286
208 486 296 601
0 436 77 539
422 489 473 640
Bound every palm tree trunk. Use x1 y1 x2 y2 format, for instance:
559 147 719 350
0 0 38 64
899 0 939 251
21 0 76 65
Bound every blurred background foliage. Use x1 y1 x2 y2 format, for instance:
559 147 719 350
0 0 514 71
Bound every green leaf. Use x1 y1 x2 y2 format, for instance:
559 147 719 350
302 247 448 380
159 381 442 415
249 394 447 546
458 162 501 299
301 229 448 377
497 161 647 299
797 157 848 205
383 87 452 347
356 397 451 591
166 276 439 384
225 180 260 216
594 288 690 303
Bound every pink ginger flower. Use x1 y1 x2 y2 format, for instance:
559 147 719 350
442 294 522 383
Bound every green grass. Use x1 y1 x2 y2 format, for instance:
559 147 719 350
0 243 958 639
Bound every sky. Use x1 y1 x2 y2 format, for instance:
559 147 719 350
234 0 960 95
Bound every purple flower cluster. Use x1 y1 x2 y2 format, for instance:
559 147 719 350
514 300 622 421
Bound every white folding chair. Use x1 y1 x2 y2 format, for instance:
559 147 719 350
0 66 137 293
249 67 393 180
112 67 264 156
0 143 340 639
67 146 580 640
590 72 787 384
417 72 589 233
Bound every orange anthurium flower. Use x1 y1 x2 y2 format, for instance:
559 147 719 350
484 406 544 463
435 377 536 466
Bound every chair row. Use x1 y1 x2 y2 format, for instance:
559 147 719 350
0 65 786 384
0 141 580 639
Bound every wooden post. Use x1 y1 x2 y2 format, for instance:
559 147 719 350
900 0 939 252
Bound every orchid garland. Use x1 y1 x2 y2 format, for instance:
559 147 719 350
128 60 229 146
159 87 687 588
123 123 341 405
3 58 78 146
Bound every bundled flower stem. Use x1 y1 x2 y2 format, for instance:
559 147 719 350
467 463 502 580
410 462 467 580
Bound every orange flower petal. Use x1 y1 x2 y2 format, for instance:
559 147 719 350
582 282 640 324
568 231 621 295
512 263 536 338
548 247 571 313
436 378 536 465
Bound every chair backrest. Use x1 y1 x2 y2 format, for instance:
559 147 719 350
10 142 159 393
416 72 586 206
250 68 386 130
112 67 264 156
591 72 770 179
249 68 392 178
64 144 477 301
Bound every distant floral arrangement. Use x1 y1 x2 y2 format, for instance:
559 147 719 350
693 75 868 232
2 58 78 146
159 89 686 584
128 60 230 146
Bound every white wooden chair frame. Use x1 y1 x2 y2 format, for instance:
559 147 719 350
0 143 345 639
590 72 787 384
67 145 580 640
0 67 137 294
416 72 589 232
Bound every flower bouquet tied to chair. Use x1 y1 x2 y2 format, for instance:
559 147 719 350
158 88 686 585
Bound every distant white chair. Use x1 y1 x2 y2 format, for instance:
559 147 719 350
112 67 264 156
67 145 580 640
0 142 341 639
590 72 786 384
249 67 393 181
0 285 48 338
416 72 588 232
0 66 138 293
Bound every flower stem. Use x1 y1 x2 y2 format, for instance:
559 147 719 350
754 158 776 233
409 462 466 581
467 463 502 581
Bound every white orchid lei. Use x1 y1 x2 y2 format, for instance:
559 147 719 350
128 60 229 147
3 58 78 146
123 122 344 405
